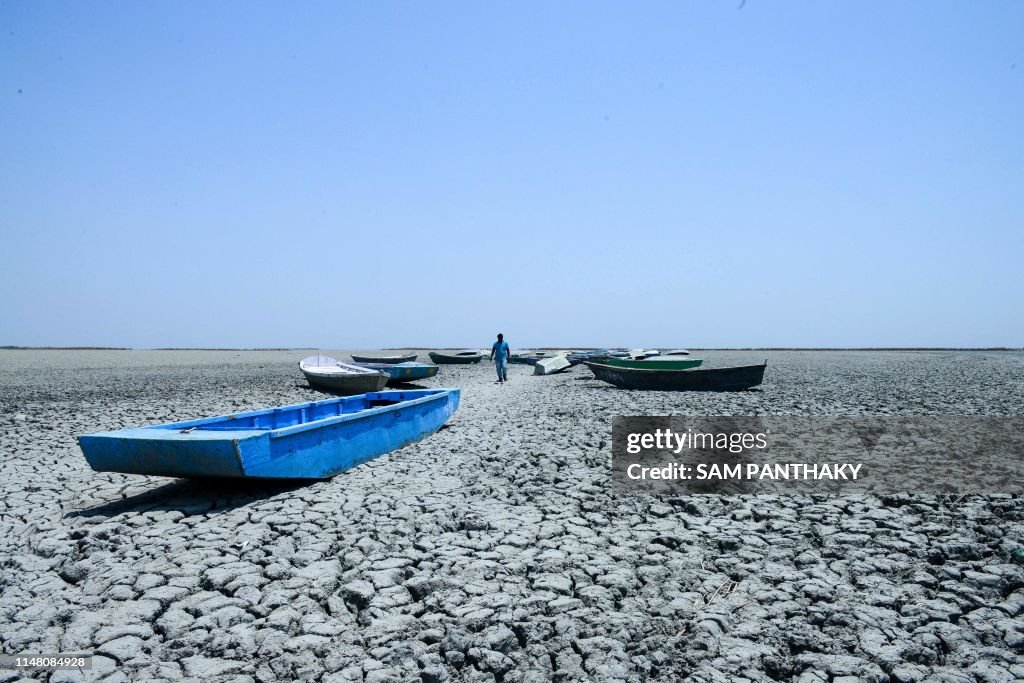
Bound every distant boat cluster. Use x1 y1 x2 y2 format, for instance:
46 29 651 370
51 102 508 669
298 347 767 393
299 353 442 393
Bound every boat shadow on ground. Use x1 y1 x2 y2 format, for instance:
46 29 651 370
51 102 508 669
68 477 316 519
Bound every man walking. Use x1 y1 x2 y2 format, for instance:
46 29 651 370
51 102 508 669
490 333 510 383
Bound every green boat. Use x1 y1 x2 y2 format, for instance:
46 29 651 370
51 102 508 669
596 357 703 370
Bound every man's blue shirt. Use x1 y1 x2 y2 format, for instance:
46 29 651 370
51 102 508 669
492 341 509 360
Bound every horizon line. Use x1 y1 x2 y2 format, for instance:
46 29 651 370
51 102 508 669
2 346 1021 352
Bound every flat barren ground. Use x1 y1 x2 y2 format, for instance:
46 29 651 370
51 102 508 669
1 350 1022 682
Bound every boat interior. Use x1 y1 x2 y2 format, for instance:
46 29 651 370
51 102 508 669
299 356 378 375
155 390 445 432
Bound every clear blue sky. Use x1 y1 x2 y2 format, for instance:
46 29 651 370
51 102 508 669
1 1 1021 348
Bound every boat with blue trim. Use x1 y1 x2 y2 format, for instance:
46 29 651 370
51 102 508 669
351 361 440 385
78 388 460 479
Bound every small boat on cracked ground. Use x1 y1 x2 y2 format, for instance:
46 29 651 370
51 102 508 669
350 353 418 364
534 355 571 375
429 350 484 364
78 389 460 479
585 361 767 391
510 351 549 365
299 356 389 394
351 361 440 385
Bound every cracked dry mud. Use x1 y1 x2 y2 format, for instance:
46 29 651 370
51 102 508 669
1 349 1023 683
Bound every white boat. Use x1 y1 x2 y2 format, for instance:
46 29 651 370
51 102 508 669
299 356 389 394
534 355 571 375
662 349 691 356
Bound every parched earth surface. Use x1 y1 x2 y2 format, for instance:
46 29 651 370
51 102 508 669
1 349 1023 683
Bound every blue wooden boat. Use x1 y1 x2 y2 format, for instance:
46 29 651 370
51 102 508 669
351 361 440 385
78 389 460 479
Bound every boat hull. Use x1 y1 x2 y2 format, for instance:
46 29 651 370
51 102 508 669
351 353 417 364
428 351 483 365
585 361 766 391
534 356 571 375
78 389 460 479
352 362 440 385
301 369 389 394
597 358 703 370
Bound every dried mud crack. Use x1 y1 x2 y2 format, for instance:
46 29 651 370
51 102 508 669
1 349 1022 682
